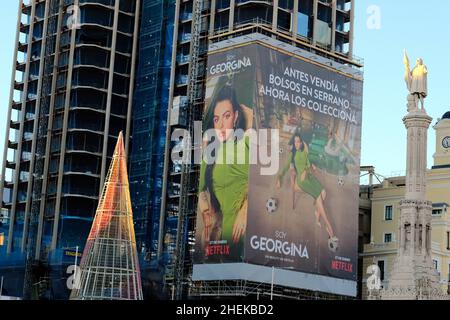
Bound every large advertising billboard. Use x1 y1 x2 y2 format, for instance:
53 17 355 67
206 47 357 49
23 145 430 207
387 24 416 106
193 42 363 294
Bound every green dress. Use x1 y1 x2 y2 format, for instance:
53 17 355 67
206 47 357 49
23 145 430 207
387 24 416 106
279 146 323 199
199 136 250 261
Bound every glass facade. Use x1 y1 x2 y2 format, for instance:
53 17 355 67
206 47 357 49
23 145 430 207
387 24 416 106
129 0 175 299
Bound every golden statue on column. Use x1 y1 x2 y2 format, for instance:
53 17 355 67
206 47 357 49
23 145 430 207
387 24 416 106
403 50 428 112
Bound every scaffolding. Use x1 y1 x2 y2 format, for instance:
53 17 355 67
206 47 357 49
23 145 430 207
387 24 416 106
70 132 143 300
23 0 60 300
171 0 205 300
190 280 355 300
164 0 362 301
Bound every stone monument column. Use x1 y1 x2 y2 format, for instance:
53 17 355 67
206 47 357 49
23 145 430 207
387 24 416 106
404 113 431 200
380 54 447 300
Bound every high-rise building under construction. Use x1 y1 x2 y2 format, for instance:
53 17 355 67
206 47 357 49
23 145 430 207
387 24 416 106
0 0 140 299
151 0 362 300
0 0 362 299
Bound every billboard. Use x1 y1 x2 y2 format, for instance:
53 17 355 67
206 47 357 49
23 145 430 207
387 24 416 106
193 42 363 295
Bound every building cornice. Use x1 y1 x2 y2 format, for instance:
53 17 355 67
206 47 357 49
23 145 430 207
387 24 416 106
359 250 398 257
372 195 404 202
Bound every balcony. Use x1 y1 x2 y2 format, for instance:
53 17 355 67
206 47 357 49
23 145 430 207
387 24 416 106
79 0 115 7
10 120 20 130
64 154 102 176
14 81 24 91
74 46 110 69
68 108 105 133
18 41 27 53
21 2 31 15
8 140 18 150
78 6 115 29
12 101 22 111
20 23 30 35
4 181 14 190
6 160 15 169
72 67 108 90
66 134 103 155
62 184 99 199
16 61 26 72
75 26 113 50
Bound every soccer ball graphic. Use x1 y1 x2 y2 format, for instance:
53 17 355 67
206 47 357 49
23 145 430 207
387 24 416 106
338 177 344 186
266 198 278 214
328 237 339 252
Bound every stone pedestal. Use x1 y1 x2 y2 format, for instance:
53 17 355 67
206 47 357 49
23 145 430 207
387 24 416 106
382 199 443 300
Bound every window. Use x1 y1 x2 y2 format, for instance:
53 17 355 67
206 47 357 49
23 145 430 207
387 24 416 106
385 205 393 221
377 260 385 281
448 265 450 283
432 209 443 216
447 232 450 250
433 259 440 277
384 233 393 243
433 259 438 270
297 12 309 38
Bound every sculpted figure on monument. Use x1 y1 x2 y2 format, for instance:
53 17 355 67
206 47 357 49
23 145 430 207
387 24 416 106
404 50 428 111
405 223 411 250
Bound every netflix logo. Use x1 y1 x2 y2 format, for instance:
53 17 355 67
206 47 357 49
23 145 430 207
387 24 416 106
331 260 353 273
205 244 230 256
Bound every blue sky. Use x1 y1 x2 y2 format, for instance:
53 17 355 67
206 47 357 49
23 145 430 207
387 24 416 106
0 0 449 182
0 1 19 174
354 0 450 181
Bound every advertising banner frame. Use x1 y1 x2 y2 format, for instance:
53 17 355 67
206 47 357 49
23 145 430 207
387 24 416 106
193 36 363 297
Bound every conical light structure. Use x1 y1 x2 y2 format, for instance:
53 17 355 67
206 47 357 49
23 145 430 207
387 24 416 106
70 132 143 300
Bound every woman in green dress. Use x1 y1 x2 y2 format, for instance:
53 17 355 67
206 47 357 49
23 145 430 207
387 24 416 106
198 84 250 261
277 129 338 251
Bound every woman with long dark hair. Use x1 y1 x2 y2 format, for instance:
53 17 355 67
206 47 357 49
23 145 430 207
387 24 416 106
277 129 338 251
198 83 251 261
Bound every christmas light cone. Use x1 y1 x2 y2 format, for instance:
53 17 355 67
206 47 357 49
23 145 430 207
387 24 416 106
70 132 143 300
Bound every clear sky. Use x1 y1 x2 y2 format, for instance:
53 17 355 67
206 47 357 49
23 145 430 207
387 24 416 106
0 1 20 176
0 0 449 183
354 0 450 182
